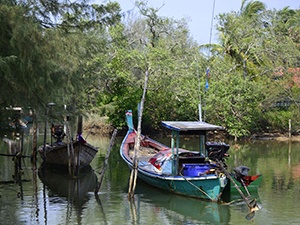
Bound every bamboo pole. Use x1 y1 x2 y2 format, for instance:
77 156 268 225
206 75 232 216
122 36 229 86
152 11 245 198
31 112 38 167
66 123 72 176
218 160 259 220
289 119 291 139
128 70 149 198
66 122 75 177
42 108 48 159
75 115 84 176
94 128 118 194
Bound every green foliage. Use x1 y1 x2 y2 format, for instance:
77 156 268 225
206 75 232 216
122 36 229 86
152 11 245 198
262 107 300 133
0 0 299 139
204 62 264 138
0 0 122 117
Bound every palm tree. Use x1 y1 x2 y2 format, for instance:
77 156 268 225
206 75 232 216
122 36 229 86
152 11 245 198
214 0 266 79
239 0 266 18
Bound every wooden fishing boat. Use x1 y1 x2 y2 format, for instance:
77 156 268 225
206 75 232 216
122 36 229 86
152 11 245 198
38 123 98 169
38 139 98 168
233 174 262 191
120 110 230 202
225 165 262 196
222 176 262 204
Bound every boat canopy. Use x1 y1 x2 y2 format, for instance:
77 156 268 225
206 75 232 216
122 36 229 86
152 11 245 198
161 121 224 132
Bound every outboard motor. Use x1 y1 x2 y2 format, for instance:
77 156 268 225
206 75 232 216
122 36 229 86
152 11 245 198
233 165 250 184
206 142 230 165
51 124 66 143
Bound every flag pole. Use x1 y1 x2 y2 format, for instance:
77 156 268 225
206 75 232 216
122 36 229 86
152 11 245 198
197 61 202 122
203 0 216 122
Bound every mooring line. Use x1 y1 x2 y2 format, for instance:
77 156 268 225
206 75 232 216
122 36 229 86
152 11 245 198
180 174 214 201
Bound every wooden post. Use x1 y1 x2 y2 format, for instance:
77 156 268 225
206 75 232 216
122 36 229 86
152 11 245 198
75 115 84 176
43 108 48 159
128 70 149 198
289 119 291 139
13 133 22 184
94 128 118 194
77 115 83 134
66 122 72 176
66 122 75 177
31 112 38 167
43 103 55 160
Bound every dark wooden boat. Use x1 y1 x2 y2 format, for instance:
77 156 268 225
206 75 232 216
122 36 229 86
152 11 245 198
38 121 98 169
38 139 98 168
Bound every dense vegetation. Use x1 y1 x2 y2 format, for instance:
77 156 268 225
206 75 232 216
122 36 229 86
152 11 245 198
1 0 299 139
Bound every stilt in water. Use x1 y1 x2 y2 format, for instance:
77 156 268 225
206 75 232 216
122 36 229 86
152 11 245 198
94 128 118 194
128 70 149 198
31 112 38 168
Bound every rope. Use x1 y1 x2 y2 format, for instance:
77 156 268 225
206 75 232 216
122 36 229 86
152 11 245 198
179 173 214 201
0 153 31 158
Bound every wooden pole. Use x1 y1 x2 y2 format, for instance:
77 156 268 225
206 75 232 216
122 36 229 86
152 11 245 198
31 112 38 167
94 128 118 194
77 114 83 134
66 123 72 176
75 115 83 176
43 103 55 160
66 122 75 177
13 133 22 184
289 119 291 139
128 70 149 198
218 160 259 219
43 108 48 159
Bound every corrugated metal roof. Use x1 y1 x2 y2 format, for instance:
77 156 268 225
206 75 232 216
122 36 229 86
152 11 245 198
161 121 224 131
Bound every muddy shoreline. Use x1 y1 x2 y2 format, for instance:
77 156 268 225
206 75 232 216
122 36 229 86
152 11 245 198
83 119 300 142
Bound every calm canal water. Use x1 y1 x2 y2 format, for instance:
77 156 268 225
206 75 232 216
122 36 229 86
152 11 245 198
1 127 300 225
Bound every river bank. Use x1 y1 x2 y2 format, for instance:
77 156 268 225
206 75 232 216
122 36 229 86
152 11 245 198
252 132 300 142
83 115 300 142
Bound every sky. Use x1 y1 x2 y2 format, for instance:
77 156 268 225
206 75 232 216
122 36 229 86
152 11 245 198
112 0 300 45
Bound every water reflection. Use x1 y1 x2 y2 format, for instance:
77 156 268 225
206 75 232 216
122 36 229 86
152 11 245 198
2 131 300 224
133 180 230 224
38 164 98 224
38 164 98 206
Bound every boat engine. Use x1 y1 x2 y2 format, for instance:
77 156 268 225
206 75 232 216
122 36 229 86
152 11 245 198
206 142 230 166
233 165 250 185
51 124 66 143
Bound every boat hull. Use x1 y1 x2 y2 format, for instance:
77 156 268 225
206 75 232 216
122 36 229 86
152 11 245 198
227 174 262 194
38 141 98 168
137 169 225 201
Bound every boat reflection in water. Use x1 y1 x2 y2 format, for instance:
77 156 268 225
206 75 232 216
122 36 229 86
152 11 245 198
38 164 98 207
133 180 230 224
222 180 261 203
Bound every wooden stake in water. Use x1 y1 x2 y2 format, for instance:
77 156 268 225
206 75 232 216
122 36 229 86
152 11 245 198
94 128 118 194
128 70 149 198
289 119 291 139
31 112 38 167
65 121 75 177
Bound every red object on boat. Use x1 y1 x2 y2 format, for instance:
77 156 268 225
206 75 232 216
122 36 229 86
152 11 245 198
243 175 261 186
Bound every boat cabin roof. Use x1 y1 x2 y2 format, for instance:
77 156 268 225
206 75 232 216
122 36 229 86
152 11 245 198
161 121 224 132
